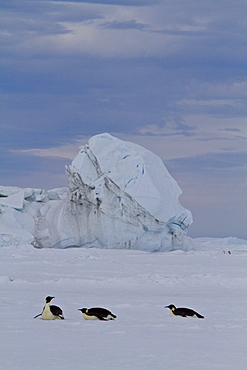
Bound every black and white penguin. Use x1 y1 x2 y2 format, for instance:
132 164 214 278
34 296 64 320
165 304 204 318
78 307 117 321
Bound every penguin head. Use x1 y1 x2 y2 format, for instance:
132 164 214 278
165 304 176 311
78 308 88 314
45 296 55 303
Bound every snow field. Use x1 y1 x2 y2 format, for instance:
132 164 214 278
1 241 247 370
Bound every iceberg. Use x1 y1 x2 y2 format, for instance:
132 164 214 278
0 133 192 251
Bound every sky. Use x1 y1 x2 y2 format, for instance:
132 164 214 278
1 0 246 239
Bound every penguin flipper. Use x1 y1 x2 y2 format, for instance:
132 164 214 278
34 313 42 319
99 315 115 320
95 314 107 321
50 305 63 317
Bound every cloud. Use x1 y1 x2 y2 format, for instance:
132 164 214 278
11 141 87 161
176 99 244 108
137 121 197 137
220 128 241 133
39 0 159 5
166 151 247 173
165 151 247 239
0 148 70 189
101 19 148 30
2 0 247 64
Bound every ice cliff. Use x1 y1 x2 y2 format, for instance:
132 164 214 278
0 133 192 251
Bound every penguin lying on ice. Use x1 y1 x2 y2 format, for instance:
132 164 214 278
78 307 117 321
165 304 204 318
34 296 64 320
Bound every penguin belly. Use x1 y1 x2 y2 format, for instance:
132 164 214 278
42 305 57 320
82 313 98 320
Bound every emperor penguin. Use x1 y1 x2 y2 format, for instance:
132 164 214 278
78 307 117 321
165 304 204 318
34 296 64 320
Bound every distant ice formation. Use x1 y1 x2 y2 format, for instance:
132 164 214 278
0 133 192 251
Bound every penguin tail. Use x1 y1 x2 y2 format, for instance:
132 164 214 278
196 313 204 319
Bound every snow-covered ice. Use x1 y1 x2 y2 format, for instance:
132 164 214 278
0 239 247 370
0 133 192 252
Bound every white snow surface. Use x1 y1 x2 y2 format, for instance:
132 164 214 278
0 133 192 251
0 238 247 370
